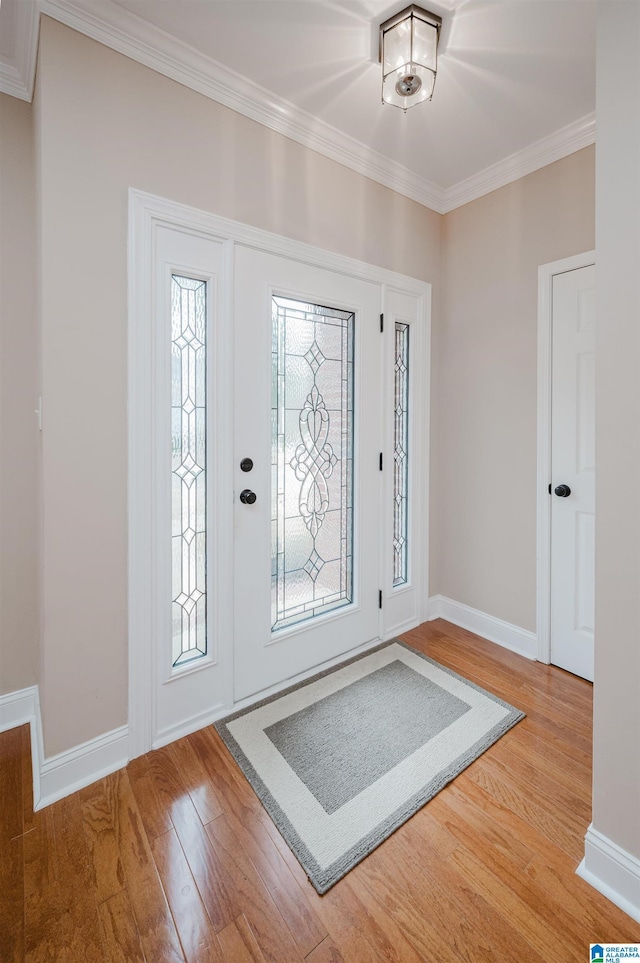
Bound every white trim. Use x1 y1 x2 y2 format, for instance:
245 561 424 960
427 595 537 661
0 685 43 807
536 251 596 665
441 113 596 213
0 0 39 101
129 190 433 296
577 824 640 924
0 684 38 733
128 189 154 760
0 686 128 811
38 725 129 810
8 0 592 214
37 0 444 212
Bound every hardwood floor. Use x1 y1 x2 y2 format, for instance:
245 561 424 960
2 619 638 961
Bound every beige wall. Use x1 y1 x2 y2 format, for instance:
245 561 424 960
36 17 442 755
433 149 595 630
591 0 640 863
0 93 39 695
8 5 638 902
11 15 601 759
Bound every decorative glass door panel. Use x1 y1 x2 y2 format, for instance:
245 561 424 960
272 297 354 630
234 247 382 702
171 275 208 666
393 321 409 586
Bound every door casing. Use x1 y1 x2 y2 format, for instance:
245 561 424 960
128 188 431 759
536 249 596 667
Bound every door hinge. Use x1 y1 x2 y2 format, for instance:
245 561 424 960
380 313 384 333
379 590 383 609
379 452 383 471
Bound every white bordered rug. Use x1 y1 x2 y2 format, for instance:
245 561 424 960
215 639 525 894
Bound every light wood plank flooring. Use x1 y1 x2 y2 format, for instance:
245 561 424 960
1 619 638 961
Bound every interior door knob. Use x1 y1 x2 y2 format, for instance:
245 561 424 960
239 489 257 505
554 484 571 497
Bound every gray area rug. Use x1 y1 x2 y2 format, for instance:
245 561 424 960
215 639 525 894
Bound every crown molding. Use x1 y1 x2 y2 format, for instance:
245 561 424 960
38 0 447 212
0 0 39 101
2 0 595 215
441 112 596 213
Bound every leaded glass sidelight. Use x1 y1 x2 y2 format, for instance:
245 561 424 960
171 275 207 666
393 322 410 586
272 296 354 631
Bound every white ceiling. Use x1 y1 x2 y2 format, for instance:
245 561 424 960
0 0 596 211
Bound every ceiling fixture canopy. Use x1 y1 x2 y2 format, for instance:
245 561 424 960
379 4 442 111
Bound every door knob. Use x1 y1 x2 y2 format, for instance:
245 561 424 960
240 458 254 472
239 489 257 505
554 484 571 497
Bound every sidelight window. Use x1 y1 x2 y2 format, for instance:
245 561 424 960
171 275 208 666
393 321 410 586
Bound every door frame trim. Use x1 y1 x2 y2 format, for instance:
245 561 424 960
536 249 595 665
128 188 431 758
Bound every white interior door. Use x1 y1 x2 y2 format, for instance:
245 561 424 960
233 247 382 701
550 264 595 681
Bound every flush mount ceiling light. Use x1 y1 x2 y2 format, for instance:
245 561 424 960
379 4 442 110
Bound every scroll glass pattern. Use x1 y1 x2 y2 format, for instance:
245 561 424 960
171 275 207 666
393 322 409 586
272 296 354 631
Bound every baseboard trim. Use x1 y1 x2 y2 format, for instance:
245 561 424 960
37 724 130 810
577 824 640 924
0 685 39 732
0 605 533 810
1 685 129 810
427 595 537 660
0 686 43 805
0 637 396 807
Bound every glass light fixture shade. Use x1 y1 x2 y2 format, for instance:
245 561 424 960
413 16 438 72
382 19 412 75
379 5 441 110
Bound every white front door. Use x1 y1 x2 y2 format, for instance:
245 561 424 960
232 247 382 701
550 264 596 681
129 192 430 756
